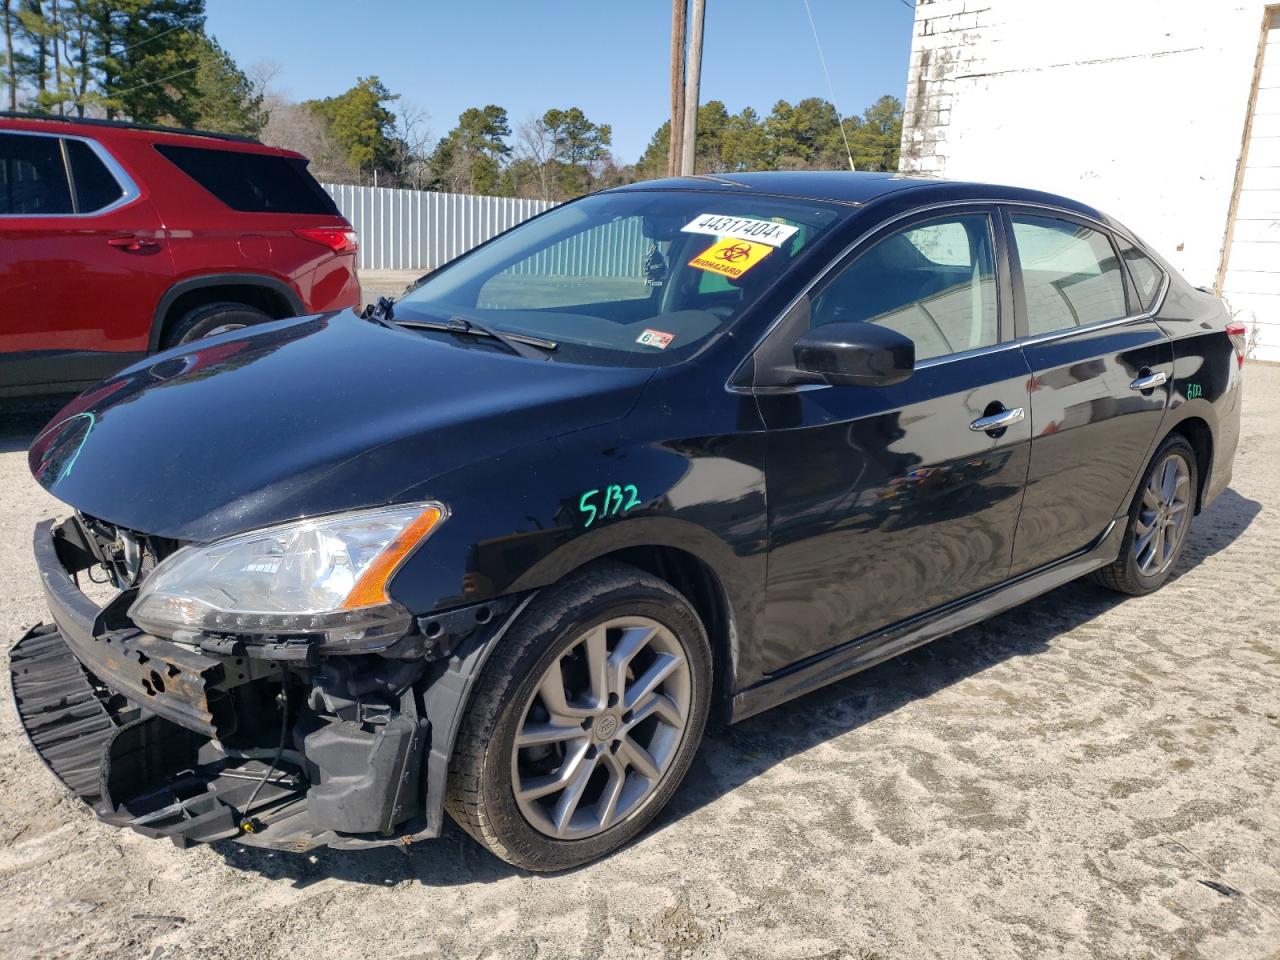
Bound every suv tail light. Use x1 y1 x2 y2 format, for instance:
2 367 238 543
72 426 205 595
1226 320 1248 369
294 226 359 255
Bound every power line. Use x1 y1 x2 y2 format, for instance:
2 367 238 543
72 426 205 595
107 64 197 98
802 0 856 172
895 0 916 9
117 23 186 56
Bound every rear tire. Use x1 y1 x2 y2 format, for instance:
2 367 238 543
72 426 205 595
1092 433 1198 596
445 562 712 871
163 302 273 348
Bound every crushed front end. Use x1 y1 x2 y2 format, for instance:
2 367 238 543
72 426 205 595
12 515 522 851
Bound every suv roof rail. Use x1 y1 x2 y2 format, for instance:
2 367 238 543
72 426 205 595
0 111 262 145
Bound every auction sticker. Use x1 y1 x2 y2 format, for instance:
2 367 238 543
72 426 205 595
681 213 799 247
636 328 675 349
688 237 773 280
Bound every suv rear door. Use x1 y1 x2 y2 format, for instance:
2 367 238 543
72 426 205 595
1004 207 1172 575
0 129 174 392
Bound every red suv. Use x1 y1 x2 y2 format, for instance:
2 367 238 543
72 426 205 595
0 113 361 397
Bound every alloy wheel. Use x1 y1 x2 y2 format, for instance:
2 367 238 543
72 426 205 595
511 616 692 840
1133 452 1191 576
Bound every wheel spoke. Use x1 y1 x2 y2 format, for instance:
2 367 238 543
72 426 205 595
595 751 627 829
627 691 683 730
1161 459 1178 501
583 625 610 709
1168 498 1188 516
552 751 599 836
517 722 587 748
517 739 592 802
623 653 680 710
608 625 657 695
1142 486 1161 512
1152 522 1166 568
537 658 593 719
619 735 661 781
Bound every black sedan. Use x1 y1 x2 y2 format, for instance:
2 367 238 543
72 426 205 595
15 172 1244 870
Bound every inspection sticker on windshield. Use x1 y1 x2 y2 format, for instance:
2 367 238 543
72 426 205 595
688 237 773 280
636 328 675 349
681 213 799 247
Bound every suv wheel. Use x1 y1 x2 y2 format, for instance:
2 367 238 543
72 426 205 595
1092 433 1198 596
446 562 712 871
164 302 274 348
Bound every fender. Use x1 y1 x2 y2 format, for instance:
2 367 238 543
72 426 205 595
148 273 305 352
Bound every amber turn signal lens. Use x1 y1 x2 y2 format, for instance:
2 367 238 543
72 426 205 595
342 506 444 609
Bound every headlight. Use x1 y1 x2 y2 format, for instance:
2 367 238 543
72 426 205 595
129 502 446 649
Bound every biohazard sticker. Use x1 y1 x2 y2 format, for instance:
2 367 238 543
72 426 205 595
688 237 773 280
636 328 675 349
681 213 799 247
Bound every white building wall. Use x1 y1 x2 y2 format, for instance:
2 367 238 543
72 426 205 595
900 0 1274 356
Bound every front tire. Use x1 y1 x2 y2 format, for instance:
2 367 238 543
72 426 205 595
1092 433 1198 596
445 563 712 871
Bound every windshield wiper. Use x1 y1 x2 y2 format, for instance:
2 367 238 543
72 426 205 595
393 313 557 360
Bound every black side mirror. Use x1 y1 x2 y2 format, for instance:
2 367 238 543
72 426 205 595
793 322 915 388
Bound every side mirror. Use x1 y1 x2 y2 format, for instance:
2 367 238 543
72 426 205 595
793 322 915 388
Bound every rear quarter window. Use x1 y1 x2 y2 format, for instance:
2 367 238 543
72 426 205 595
154 143 339 215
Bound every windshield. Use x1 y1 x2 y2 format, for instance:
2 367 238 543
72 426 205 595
394 190 848 367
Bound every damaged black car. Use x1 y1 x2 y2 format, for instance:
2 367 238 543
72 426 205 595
13 173 1243 871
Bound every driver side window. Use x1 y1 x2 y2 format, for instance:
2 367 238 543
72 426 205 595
811 214 999 362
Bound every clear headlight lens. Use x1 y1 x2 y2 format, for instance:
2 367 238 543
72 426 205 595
129 502 445 649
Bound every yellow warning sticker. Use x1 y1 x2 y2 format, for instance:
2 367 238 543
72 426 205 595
688 237 773 280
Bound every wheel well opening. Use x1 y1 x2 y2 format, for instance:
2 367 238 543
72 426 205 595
602 546 735 718
1169 417 1213 514
160 283 295 340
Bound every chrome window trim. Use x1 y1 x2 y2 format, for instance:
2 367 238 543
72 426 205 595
1007 206 1172 349
726 196 1175 392
0 127 139 217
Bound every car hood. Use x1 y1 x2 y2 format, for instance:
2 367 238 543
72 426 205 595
29 310 652 541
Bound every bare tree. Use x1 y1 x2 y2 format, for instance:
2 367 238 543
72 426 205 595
515 114 555 201
261 94 355 183
391 99 432 189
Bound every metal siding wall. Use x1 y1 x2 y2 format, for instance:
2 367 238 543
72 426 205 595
320 184 645 277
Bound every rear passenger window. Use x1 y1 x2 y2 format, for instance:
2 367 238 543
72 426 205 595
0 132 73 215
1011 215 1127 334
66 139 124 212
1117 239 1164 311
155 144 340 215
810 214 999 362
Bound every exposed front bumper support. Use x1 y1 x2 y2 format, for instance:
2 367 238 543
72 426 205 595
15 518 534 852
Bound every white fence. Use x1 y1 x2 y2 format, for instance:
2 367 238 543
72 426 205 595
321 183 651 279
322 183 555 272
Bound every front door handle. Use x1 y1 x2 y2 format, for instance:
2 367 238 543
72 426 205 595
1129 370 1168 391
969 407 1025 433
107 234 159 251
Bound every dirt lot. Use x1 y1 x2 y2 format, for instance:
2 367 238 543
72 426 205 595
1 365 1277 960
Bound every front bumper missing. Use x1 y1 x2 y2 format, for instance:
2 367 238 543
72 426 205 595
14 518 528 852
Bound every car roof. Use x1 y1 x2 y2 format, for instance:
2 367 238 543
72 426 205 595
0 112 304 159
608 171 1109 222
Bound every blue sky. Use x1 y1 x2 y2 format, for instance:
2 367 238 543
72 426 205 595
206 0 916 161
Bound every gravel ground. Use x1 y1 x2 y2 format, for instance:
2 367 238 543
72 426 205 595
1 365 1277 960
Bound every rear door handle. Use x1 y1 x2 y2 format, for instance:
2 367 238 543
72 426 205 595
969 407 1025 432
1129 370 1168 391
107 235 159 251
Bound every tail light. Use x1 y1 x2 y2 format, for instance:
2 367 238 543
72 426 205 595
294 226 359 255
1226 321 1248 369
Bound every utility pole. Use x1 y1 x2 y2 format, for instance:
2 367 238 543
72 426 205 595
667 0 687 177
679 0 705 177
